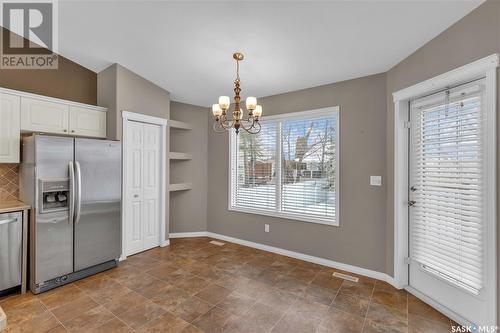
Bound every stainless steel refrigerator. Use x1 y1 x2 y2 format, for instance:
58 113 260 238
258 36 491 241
20 135 121 294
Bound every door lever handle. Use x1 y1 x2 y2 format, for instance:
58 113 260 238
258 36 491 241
408 200 416 207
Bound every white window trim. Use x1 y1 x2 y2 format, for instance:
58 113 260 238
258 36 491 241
392 54 498 326
228 106 340 226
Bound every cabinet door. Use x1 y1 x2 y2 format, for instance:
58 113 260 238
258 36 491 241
0 93 21 163
69 106 106 138
21 97 69 134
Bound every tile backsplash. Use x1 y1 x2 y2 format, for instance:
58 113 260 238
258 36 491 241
0 164 20 201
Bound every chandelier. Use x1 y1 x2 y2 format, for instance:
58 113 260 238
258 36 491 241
212 52 263 134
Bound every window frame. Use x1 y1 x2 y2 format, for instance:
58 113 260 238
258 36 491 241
228 106 340 226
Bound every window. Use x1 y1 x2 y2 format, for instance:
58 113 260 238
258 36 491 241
229 107 339 226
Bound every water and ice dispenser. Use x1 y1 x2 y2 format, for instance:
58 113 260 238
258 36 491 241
38 179 70 213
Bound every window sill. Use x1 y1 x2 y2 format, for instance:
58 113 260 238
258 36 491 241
228 206 339 227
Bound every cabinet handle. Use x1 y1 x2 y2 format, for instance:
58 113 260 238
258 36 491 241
63 129 67 133
71 130 75 133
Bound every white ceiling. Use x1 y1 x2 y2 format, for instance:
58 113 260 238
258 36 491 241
58 0 483 106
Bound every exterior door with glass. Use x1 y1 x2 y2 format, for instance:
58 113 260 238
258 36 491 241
408 79 493 326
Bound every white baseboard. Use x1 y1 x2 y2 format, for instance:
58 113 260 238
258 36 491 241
169 232 210 238
168 231 396 287
160 239 170 247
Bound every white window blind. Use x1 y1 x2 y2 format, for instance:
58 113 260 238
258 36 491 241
232 123 277 211
230 107 339 225
410 80 485 294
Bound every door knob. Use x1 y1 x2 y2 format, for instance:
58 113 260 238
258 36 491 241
134 194 139 198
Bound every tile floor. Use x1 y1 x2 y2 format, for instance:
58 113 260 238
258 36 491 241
0 237 456 332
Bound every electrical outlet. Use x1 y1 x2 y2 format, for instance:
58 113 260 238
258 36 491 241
265 224 270 233
370 176 382 186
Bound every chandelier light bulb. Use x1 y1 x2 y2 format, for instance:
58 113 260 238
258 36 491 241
253 105 263 118
212 104 222 117
246 96 257 111
218 96 230 110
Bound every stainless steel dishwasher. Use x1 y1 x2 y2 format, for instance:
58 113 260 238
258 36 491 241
0 212 22 292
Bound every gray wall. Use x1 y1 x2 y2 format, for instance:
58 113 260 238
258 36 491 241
97 65 118 139
169 102 208 233
97 63 171 239
0 27 97 105
116 65 171 138
385 0 500 319
98 64 171 141
207 73 388 273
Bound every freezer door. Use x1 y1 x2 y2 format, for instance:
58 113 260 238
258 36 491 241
34 136 74 284
74 139 121 271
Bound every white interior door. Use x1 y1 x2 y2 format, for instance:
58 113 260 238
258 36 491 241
408 79 494 326
142 124 161 249
125 120 161 256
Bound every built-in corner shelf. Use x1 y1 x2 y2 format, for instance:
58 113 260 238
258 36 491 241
169 183 193 192
169 152 193 160
169 120 193 130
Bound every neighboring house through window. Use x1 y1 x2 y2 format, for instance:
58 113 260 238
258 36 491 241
229 107 340 226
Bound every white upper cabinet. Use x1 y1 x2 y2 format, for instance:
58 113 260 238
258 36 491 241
69 106 106 138
0 93 21 163
14 92 106 138
21 97 70 134
0 88 107 163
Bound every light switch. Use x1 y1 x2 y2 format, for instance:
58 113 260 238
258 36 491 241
370 176 382 186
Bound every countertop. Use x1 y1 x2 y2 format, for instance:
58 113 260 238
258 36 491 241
0 200 30 214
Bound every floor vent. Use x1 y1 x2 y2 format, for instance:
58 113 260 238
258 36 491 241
209 240 225 246
332 272 359 283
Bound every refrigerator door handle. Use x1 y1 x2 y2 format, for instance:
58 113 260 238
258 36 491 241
69 162 75 224
74 161 82 225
